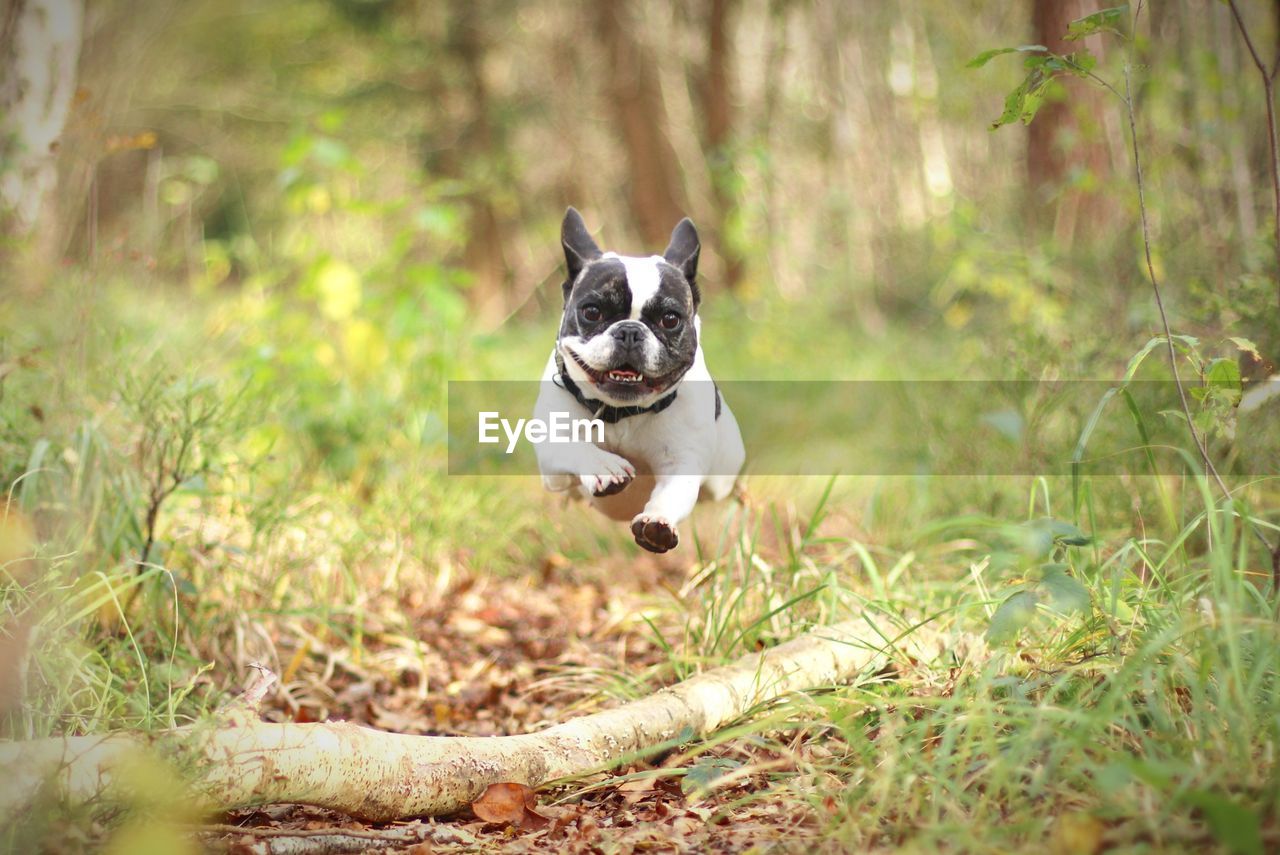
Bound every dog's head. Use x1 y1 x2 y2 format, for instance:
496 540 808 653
556 207 701 407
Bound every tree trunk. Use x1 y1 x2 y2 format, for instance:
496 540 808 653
0 614 923 822
698 0 743 291
595 0 687 248
1027 0 1113 246
444 1 512 318
0 0 84 267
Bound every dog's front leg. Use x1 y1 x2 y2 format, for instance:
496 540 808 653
539 442 636 497
533 355 634 496
631 472 701 553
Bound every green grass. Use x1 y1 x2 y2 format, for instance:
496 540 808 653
2 273 1278 853
605 474 1279 852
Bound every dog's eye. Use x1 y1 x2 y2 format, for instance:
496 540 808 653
660 311 682 330
581 304 603 323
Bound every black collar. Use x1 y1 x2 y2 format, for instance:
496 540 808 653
554 353 679 423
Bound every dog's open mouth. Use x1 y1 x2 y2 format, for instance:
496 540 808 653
566 350 677 397
605 367 643 385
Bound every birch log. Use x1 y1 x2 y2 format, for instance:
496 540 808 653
0 614 912 822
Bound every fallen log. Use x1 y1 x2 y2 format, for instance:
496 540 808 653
1 612 919 822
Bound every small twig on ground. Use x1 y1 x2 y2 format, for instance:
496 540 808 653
198 820 471 855
216 662 278 725
237 663 279 709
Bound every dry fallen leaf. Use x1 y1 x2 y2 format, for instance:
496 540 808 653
472 782 549 830
617 776 658 804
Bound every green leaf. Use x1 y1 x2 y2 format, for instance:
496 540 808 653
1026 51 1095 76
1123 337 1165 382
990 69 1055 130
1228 336 1262 361
1038 564 1091 615
1073 386 1118 474
1061 50 1098 77
1123 334 1201 382
1019 79 1051 125
1095 762 1132 793
1064 6 1128 42
681 757 742 796
991 75 1031 129
1205 358 1242 393
1109 596 1135 622
987 590 1039 643
1193 407 1218 436
1203 358 1243 410
1013 520 1054 559
1180 790 1263 855
967 44 1048 69
1018 519 1091 557
1046 519 1092 546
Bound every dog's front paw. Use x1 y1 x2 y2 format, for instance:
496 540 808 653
581 453 635 497
631 513 679 553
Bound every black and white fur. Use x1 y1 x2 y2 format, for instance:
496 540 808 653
534 207 745 553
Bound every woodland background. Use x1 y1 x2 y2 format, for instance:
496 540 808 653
2 1 1280 852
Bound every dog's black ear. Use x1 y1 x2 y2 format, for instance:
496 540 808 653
561 207 602 288
663 217 701 305
664 218 700 281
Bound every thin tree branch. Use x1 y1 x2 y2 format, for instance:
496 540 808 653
1229 0 1271 74
1227 0 1280 313
1122 70 1215 490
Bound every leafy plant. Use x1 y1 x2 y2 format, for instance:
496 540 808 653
974 3 1280 583
968 6 1125 129
985 518 1093 644
119 371 249 570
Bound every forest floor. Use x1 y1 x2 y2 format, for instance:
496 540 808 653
31 509 908 854
198 555 849 854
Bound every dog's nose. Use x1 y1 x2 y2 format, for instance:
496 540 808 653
610 321 647 349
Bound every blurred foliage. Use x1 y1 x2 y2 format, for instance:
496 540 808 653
8 0 1272 362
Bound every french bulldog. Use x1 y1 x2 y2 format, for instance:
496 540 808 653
533 207 745 553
